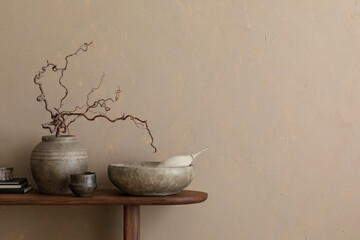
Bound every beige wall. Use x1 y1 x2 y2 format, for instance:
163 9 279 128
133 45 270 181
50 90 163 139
1 0 360 239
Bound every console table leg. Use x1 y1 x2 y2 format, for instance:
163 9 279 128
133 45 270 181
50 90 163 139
124 205 140 240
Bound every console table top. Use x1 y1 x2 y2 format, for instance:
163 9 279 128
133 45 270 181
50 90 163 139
0 189 208 205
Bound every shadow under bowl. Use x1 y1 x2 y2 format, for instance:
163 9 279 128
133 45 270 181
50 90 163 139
108 162 194 196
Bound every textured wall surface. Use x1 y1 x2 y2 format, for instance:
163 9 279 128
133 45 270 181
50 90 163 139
1 0 360 239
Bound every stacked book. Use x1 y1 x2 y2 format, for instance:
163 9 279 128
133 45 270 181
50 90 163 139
0 178 32 194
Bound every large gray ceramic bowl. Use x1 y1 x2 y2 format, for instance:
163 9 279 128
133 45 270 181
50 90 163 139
108 162 194 196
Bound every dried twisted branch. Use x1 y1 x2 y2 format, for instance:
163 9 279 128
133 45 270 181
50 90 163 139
33 42 157 153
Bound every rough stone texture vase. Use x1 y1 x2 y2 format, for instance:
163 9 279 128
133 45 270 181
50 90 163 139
30 135 88 194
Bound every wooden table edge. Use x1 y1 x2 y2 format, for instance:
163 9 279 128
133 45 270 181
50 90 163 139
0 189 208 206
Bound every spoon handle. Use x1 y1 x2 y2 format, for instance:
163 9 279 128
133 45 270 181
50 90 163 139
191 146 209 159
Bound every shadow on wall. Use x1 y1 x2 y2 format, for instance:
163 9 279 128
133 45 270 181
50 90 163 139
0 113 171 239
0 205 123 240
0 128 37 184
0 130 124 240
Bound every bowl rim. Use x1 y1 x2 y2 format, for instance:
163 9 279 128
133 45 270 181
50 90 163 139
108 161 194 169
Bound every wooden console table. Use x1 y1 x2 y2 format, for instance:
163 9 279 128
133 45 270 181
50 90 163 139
0 189 208 240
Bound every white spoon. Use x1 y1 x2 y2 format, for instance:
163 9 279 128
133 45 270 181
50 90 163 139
158 147 209 167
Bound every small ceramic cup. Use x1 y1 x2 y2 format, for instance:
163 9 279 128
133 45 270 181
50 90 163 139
0 167 14 181
69 172 97 197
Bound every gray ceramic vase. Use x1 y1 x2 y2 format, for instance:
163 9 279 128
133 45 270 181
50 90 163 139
30 135 88 194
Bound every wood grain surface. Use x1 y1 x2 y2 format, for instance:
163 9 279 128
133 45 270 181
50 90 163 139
124 205 140 240
0 189 208 205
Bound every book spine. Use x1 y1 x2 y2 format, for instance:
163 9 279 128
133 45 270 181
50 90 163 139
0 178 27 185
0 185 32 194
0 182 28 189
